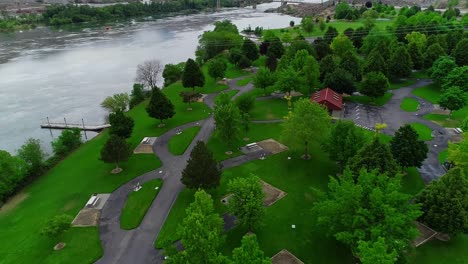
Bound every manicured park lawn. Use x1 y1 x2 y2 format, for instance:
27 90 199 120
389 78 417 90
168 126 201 155
410 123 433 141
400 167 425 196
121 179 163 230
423 114 461 128
250 98 289 121
400 97 419 112
236 76 253 86
412 83 441 104
407 235 468 264
345 92 393 106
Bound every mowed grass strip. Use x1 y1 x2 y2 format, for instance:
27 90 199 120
345 92 393 106
168 126 201 155
400 97 419 112
236 76 253 86
410 122 433 141
412 83 441 104
121 179 163 230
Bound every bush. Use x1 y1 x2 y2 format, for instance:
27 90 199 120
51 128 82 157
129 83 146 109
238 56 251 68
40 214 73 238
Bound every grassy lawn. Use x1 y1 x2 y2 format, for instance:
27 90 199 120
121 179 163 230
400 167 425 196
168 126 201 155
389 78 417 90
345 92 393 106
410 123 433 141
407 235 468 264
251 98 290 121
423 114 461 128
236 76 253 86
252 56 267 67
215 90 238 102
400 97 419 112
412 83 441 104
438 149 448 164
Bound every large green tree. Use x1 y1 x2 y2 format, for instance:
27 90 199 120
364 49 387 77
340 51 362 82
448 133 468 171
281 98 331 159
416 168 468 236
357 237 397 264
430 56 457 84
253 67 276 93
323 68 356 95
330 34 356 58
312 169 421 261
360 71 389 99
290 50 320 94
452 38 468 66
17 138 45 177
181 141 221 189
162 62 184 87
408 42 424 70
101 93 130 113
389 45 413 78
182 58 205 91
228 175 265 231
405 31 427 51
438 87 467 117
0 150 28 202
231 234 271 264
390 124 428 168
347 138 399 177
100 135 131 171
242 38 260 61
214 100 242 147
51 128 82 157
276 67 306 95
442 66 468 91
424 43 446 69
324 121 367 169
109 110 134 138
207 57 227 80
301 16 314 33
167 190 224 264
146 87 175 125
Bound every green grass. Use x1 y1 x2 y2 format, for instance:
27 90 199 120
251 98 290 121
411 70 430 79
423 114 461 128
400 167 425 196
410 123 433 141
215 90 238 102
389 78 417 90
168 126 201 155
225 63 248 79
120 179 163 230
236 76 253 86
252 56 267 67
438 149 448 164
400 97 420 112
345 92 393 106
412 83 441 104
407 235 468 264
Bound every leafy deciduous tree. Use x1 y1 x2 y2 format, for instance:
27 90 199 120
100 135 131 171
207 57 227 80
101 93 130 113
231 234 271 264
389 45 413 78
430 56 457 84
390 124 428 168
17 138 45 176
40 214 73 238
330 34 356 58
253 67 276 93
52 128 82 157
214 100 242 147
242 38 260 61
442 66 468 91
438 87 467 116
452 37 468 66
162 62 185 87
424 43 446 69
323 68 356 95
360 71 389 99
109 110 134 138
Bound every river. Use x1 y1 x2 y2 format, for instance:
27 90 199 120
0 2 306 154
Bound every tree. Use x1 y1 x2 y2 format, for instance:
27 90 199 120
235 93 255 114
135 59 162 89
167 190 224 263
179 91 202 108
162 62 184 87
109 110 134 138
335 2 353 19
324 121 367 169
319 54 338 82
129 83 146 109
231 234 271 264
181 141 221 189
330 34 356 58
461 117 468 132
52 128 82 157
228 175 265 231
424 43 446 68
442 66 468 91
101 93 130 113
303 55 320 93
182 58 205 91
312 169 421 260
408 42 424 70
352 27 369 49
276 67 306 95
238 56 252 69
214 100 242 147
323 68 356 95
405 31 427 51
196 21 242 62
253 67 276 93
323 26 338 43
390 125 428 168
265 37 284 59
0 151 28 202
416 168 468 236
364 49 387 77
242 38 259 61
146 87 175 125
229 47 243 65
340 51 361 81
207 57 227 80
448 133 468 171
347 138 399 177
452 38 468 66
40 214 73 238
314 38 332 60
357 237 397 264
389 45 413 78
438 87 467 117
17 138 45 176
301 16 314 32
281 99 331 159
360 71 389 99
430 56 457 84
100 135 131 171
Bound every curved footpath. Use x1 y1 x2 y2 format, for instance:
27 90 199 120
96 77 256 264
96 78 450 264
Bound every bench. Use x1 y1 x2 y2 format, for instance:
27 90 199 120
141 137 150 144
86 195 100 208
246 143 258 149
454 128 463 134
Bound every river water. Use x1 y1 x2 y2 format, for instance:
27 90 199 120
0 3 304 154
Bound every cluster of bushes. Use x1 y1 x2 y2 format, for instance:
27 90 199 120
0 14 41 32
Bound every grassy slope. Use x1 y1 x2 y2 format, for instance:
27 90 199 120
120 179 163 230
345 92 393 106
400 97 419 112
168 126 201 155
410 123 433 141
251 98 290 121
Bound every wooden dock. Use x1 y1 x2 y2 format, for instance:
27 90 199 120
40 118 110 132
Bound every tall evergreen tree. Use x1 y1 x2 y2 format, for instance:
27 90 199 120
416 168 468 236
319 55 338 82
109 110 134 138
364 49 387 77
231 234 271 264
389 46 413 78
181 141 221 189
100 135 131 171
146 88 175 125
182 58 205 91
266 37 284 59
340 51 362 81
390 124 428 168
408 42 424 70
242 38 260 61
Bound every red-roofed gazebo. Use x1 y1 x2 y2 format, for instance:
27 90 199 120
310 88 343 111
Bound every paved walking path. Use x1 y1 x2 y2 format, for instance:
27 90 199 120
96 77 258 264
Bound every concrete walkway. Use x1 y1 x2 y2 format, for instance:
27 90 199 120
96 77 258 264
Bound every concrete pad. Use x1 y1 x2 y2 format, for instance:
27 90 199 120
133 137 157 154
256 139 288 154
71 193 110 227
261 180 287 207
271 249 304 264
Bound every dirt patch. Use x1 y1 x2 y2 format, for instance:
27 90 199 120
133 137 157 154
54 242 66 251
261 180 287 207
257 139 288 154
72 208 101 227
271 249 304 264
0 191 28 215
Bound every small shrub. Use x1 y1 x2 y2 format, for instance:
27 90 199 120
41 214 73 238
